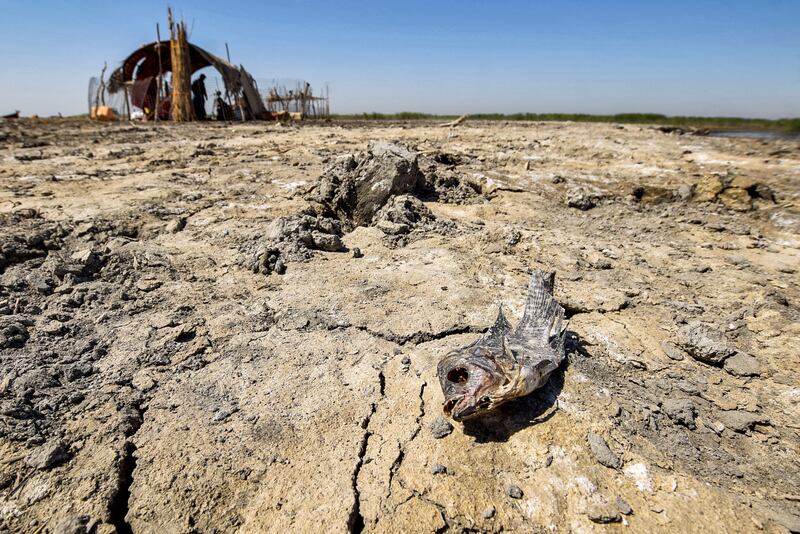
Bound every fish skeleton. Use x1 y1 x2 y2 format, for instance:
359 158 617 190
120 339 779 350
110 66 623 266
437 270 567 421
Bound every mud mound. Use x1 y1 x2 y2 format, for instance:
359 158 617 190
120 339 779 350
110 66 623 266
308 141 425 226
248 142 469 273
689 174 777 211
0 212 67 272
246 213 346 275
374 195 458 247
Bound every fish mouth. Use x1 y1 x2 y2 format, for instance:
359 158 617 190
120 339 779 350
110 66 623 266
444 395 493 421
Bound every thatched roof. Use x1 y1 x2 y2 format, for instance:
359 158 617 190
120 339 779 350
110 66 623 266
107 40 243 94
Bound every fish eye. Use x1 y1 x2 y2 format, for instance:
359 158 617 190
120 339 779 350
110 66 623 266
447 368 469 383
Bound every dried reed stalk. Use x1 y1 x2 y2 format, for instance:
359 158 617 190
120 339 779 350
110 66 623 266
168 8 193 122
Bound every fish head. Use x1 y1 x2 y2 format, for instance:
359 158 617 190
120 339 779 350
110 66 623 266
437 345 513 421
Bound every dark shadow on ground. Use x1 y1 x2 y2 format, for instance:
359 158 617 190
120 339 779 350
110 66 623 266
461 331 590 443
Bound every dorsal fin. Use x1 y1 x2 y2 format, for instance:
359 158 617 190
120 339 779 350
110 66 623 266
476 305 519 369
481 304 512 346
515 270 565 343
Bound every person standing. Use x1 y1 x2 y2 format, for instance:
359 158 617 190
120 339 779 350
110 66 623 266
191 74 207 120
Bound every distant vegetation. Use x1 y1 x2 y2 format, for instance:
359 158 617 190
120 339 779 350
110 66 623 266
331 112 800 132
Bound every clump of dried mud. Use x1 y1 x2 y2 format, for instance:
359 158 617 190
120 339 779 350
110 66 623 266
0 117 799 533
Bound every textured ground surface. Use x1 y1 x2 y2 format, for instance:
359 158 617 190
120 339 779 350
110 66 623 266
0 118 799 533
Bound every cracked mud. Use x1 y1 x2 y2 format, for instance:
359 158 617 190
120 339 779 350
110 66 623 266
1 119 799 533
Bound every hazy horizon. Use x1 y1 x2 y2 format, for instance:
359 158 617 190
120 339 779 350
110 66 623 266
1 0 798 119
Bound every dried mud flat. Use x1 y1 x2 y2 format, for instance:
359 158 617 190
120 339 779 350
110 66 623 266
0 118 799 533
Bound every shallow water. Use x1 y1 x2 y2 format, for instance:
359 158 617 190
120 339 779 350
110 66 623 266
710 129 800 141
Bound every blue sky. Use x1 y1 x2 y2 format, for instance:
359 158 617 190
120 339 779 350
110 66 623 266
1 0 798 118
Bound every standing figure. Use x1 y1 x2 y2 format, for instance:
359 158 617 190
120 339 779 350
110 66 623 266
191 74 207 120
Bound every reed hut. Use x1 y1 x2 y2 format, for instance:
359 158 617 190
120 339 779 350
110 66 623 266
106 37 266 120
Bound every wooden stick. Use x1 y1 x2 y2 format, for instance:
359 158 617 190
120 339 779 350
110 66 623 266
124 85 131 120
155 23 163 122
94 62 107 110
226 45 246 122
439 114 468 128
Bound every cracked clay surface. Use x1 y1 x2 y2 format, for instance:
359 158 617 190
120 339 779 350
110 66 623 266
1 119 799 533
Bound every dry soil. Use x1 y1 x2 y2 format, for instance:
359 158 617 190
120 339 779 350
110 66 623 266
0 118 799 533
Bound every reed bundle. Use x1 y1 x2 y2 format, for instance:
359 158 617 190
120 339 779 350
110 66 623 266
168 8 192 122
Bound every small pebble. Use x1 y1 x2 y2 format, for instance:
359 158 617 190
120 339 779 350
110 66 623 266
429 417 453 439
351 247 363 258
616 496 633 515
661 341 686 361
212 407 236 422
430 463 447 475
42 320 66 336
483 506 496 519
588 509 622 524
587 432 622 469
506 484 523 499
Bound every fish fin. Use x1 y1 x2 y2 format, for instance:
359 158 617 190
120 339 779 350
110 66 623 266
499 329 524 369
550 315 568 356
480 304 512 345
469 304 515 366
516 270 566 345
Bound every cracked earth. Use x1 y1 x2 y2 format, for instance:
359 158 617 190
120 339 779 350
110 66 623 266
1 118 799 533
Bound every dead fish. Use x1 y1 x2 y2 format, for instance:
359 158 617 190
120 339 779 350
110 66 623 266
437 270 567 421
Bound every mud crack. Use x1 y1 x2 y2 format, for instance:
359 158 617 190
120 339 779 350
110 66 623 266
108 402 146 534
347 371 384 533
296 317 485 348
356 324 485 347
379 379 448 531
109 441 137 534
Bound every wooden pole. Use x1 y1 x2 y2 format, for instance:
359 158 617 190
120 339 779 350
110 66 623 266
155 23 163 122
219 42 235 113
124 85 131 120
225 43 246 122
94 62 107 111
